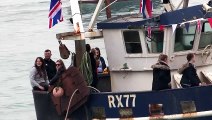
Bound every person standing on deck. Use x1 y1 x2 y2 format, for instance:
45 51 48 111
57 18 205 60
151 54 171 91
80 44 98 87
178 53 201 88
44 49 56 81
95 47 106 73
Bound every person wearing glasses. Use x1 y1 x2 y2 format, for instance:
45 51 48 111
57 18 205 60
30 57 49 91
49 59 66 86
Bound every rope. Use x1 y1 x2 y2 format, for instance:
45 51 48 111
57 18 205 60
87 86 101 93
64 86 100 120
64 89 79 120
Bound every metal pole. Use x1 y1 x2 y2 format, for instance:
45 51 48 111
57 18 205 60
105 0 112 19
95 110 212 120
88 0 105 31
176 0 184 10
183 0 189 8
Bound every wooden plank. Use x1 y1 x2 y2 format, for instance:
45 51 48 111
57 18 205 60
56 32 81 40
75 40 86 68
56 31 103 40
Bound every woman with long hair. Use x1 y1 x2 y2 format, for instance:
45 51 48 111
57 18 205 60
95 47 106 73
49 59 66 86
30 57 49 91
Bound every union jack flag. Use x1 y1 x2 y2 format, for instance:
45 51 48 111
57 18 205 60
48 0 63 29
140 0 152 19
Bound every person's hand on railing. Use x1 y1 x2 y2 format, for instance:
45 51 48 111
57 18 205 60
200 82 207 86
38 86 45 90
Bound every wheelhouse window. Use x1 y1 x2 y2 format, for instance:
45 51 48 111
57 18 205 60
145 31 164 53
174 25 196 52
123 31 142 54
198 22 212 49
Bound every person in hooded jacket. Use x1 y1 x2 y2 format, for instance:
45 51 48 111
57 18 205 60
152 54 171 91
178 53 201 88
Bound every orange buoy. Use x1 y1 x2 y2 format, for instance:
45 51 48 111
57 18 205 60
53 87 64 97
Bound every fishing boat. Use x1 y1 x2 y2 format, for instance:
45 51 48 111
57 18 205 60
32 0 212 119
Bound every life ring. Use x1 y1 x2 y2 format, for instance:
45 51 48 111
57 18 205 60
53 87 64 97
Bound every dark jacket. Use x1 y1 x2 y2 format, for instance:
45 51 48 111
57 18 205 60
50 67 89 115
44 59 56 80
89 52 98 87
152 61 171 91
178 63 201 88
49 68 65 85
99 57 106 71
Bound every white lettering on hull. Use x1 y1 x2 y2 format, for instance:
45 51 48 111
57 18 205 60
108 94 136 108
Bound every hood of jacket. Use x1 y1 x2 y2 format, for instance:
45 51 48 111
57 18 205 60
178 62 194 74
151 61 170 70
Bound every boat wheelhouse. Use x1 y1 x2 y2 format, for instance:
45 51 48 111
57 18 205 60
97 5 212 92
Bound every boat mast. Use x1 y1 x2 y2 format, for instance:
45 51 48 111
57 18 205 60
69 0 86 67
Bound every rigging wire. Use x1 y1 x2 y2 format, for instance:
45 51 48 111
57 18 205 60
100 0 119 12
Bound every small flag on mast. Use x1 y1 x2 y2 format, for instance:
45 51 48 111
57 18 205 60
208 18 212 28
147 26 152 38
49 0 63 29
140 0 152 19
197 20 201 33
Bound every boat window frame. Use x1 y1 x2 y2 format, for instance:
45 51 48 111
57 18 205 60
198 21 212 50
121 30 145 57
172 23 197 54
144 27 165 55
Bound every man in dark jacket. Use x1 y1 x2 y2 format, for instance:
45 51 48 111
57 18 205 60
44 49 56 80
178 53 201 88
152 54 171 91
86 44 98 88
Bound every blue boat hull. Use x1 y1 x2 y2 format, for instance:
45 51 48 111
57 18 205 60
33 85 212 120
